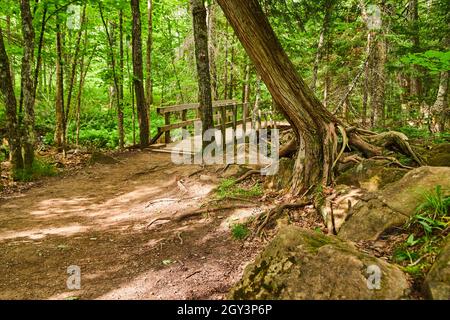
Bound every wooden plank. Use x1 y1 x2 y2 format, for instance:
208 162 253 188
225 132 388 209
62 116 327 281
159 119 200 132
157 100 238 114
157 103 199 114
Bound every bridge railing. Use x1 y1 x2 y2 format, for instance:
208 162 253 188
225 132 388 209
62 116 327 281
151 100 252 145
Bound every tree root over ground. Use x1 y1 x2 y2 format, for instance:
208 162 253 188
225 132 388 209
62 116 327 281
146 204 256 229
252 200 310 237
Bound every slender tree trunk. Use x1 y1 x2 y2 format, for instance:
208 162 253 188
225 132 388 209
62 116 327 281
119 10 125 148
253 74 261 130
191 0 214 151
55 28 66 151
223 22 229 100
0 28 23 170
228 36 235 100
6 16 14 90
409 0 421 102
65 6 86 145
311 0 333 92
243 63 251 104
100 5 124 149
430 71 449 133
167 19 184 103
20 0 36 170
146 0 153 107
33 5 47 99
131 0 150 147
216 0 339 194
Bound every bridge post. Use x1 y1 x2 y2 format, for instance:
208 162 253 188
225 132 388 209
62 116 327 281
164 112 171 143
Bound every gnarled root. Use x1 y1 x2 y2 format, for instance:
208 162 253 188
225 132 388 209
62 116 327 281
253 200 309 237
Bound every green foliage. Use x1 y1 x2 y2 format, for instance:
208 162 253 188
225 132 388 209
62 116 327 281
394 186 449 276
401 50 450 74
231 223 250 240
216 178 262 199
13 158 58 182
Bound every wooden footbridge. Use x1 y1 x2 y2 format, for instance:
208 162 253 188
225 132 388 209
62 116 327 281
149 100 283 154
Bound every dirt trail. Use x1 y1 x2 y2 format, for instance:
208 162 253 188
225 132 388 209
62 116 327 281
0 150 263 300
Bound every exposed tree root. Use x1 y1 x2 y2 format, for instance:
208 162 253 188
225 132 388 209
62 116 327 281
146 204 255 229
234 169 260 184
369 156 414 170
253 200 309 237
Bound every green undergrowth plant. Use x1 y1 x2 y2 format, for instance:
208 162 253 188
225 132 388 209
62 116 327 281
13 158 58 182
216 178 262 200
231 223 250 240
393 185 449 277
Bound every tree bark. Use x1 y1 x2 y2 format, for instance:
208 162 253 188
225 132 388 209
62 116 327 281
207 2 219 101
65 5 86 144
311 0 333 92
20 0 36 170
0 28 23 170
33 5 47 99
100 5 124 149
430 71 449 133
191 0 214 150
409 0 422 102
146 0 153 107
131 0 150 147
216 0 340 194
54 28 65 151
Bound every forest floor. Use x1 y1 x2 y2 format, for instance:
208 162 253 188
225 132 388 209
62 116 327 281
0 150 265 300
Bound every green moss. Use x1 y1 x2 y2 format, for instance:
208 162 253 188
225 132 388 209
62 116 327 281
216 178 262 199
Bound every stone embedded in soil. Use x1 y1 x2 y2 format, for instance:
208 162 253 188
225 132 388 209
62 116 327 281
229 226 410 300
423 236 450 300
339 166 450 242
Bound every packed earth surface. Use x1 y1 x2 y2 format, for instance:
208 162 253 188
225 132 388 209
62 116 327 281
0 150 265 300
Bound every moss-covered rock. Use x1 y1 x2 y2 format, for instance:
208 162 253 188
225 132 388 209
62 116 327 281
425 143 450 167
336 159 407 192
229 226 410 300
423 236 450 300
339 166 450 241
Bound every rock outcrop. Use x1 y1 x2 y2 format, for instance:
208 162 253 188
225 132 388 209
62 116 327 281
339 166 450 241
423 236 450 300
230 226 410 300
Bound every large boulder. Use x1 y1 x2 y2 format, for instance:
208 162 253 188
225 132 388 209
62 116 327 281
339 167 450 242
423 236 450 300
230 226 410 300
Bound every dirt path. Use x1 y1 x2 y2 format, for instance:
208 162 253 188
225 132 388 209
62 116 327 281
0 150 263 300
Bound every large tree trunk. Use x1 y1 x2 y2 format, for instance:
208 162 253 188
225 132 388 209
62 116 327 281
0 28 23 170
131 0 150 147
216 0 339 195
20 0 36 170
191 0 214 150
